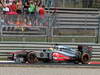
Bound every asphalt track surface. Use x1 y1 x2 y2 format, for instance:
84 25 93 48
0 67 100 75
0 61 100 70
0 64 100 75
0 61 100 75
0 61 100 68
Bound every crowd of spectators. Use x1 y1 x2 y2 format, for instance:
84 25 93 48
0 0 47 27
0 0 45 14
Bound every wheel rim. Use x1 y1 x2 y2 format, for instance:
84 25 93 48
83 56 89 62
82 54 89 64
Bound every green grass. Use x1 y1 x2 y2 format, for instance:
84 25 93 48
0 37 47 42
52 37 97 43
0 36 100 43
0 58 8 60
91 59 100 61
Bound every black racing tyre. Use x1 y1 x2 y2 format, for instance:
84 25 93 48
81 53 90 64
27 53 39 64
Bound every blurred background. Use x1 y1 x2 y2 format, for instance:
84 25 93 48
1 0 100 8
0 0 100 43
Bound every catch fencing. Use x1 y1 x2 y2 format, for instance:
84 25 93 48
0 8 100 43
44 0 100 8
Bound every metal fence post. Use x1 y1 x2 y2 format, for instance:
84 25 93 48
96 10 100 43
0 17 1 42
47 14 52 42
46 0 55 42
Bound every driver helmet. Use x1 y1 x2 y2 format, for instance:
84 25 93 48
48 48 54 51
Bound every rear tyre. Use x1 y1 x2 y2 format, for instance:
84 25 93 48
81 53 90 64
27 53 39 64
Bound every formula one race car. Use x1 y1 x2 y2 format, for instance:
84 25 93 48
8 45 92 64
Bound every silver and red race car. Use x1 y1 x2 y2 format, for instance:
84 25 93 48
8 45 92 64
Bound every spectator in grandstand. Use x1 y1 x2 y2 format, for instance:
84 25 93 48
0 0 5 13
28 1 36 14
5 1 18 25
38 5 46 18
6 1 18 15
27 1 36 26
22 0 28 5
0 0 4 8
9 1 17 12
23 1 29 14
38 5 48 26
2 6 10 14
37 0 42 6
16 0 22 14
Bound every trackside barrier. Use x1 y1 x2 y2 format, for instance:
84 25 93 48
0 42 100 60
1 8 100 43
